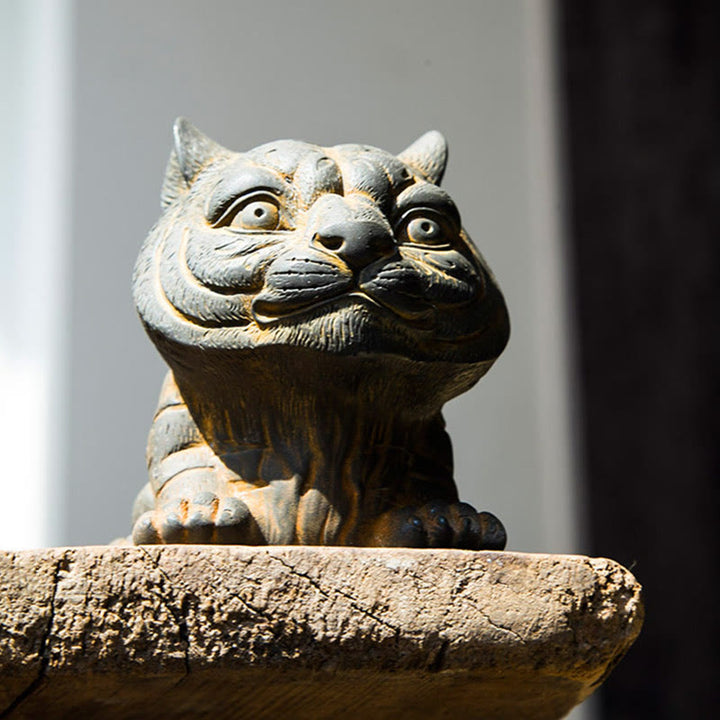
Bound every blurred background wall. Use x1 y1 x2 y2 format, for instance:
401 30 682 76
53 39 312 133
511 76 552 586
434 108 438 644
0 0 70 550
63 0 581 557
2 0 717 718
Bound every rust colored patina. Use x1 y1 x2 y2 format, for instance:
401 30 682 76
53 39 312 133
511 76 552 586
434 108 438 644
130 119 510 548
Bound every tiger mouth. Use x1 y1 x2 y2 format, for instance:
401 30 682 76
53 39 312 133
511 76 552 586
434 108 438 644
251 288 434 327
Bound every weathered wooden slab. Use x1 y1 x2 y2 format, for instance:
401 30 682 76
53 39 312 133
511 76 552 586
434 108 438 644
0 546 642 719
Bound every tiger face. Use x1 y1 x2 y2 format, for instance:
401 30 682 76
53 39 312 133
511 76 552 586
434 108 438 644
134 119 509 378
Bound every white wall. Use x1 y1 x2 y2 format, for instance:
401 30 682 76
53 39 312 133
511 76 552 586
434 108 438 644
0 0 71 549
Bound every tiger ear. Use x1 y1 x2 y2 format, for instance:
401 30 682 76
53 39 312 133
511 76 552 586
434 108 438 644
161 117 229 208
397 130 448 186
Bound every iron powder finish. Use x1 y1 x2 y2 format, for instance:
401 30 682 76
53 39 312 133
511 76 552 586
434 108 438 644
130 119 510 548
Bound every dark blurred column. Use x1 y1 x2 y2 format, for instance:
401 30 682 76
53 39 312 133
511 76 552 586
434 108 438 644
557 1 720 718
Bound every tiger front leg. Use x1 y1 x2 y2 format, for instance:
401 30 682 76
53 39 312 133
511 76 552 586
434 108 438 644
366 501 507 550
131 469 264 545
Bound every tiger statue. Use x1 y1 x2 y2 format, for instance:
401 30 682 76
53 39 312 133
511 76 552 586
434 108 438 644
130 118 510 549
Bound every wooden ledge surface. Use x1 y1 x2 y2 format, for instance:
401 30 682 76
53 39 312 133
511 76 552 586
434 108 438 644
0 545 643 719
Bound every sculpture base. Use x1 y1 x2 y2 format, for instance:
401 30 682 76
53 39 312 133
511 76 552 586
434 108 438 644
0 546 642 720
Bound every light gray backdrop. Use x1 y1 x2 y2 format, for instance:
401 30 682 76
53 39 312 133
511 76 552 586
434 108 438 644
65 0 580 555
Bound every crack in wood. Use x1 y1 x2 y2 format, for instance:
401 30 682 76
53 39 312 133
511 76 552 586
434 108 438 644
138 547 192 676
0 555 70 718
267 553 402 636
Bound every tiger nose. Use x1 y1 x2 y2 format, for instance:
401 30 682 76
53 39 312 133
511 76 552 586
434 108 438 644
313 221 395 270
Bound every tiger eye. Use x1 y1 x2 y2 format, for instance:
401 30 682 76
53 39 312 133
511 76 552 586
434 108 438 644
406 217 443 245
231 200 280 230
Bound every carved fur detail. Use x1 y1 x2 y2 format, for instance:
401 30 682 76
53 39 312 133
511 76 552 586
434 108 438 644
131 119 510 548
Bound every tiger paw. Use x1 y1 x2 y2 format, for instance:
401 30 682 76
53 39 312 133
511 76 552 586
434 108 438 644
131 492 261 545
371 501 506 550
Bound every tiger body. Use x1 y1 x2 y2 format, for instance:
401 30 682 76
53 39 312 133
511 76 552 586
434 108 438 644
130 119 509 548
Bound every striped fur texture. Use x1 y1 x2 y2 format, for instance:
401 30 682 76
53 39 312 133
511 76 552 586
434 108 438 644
130 120 509 548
